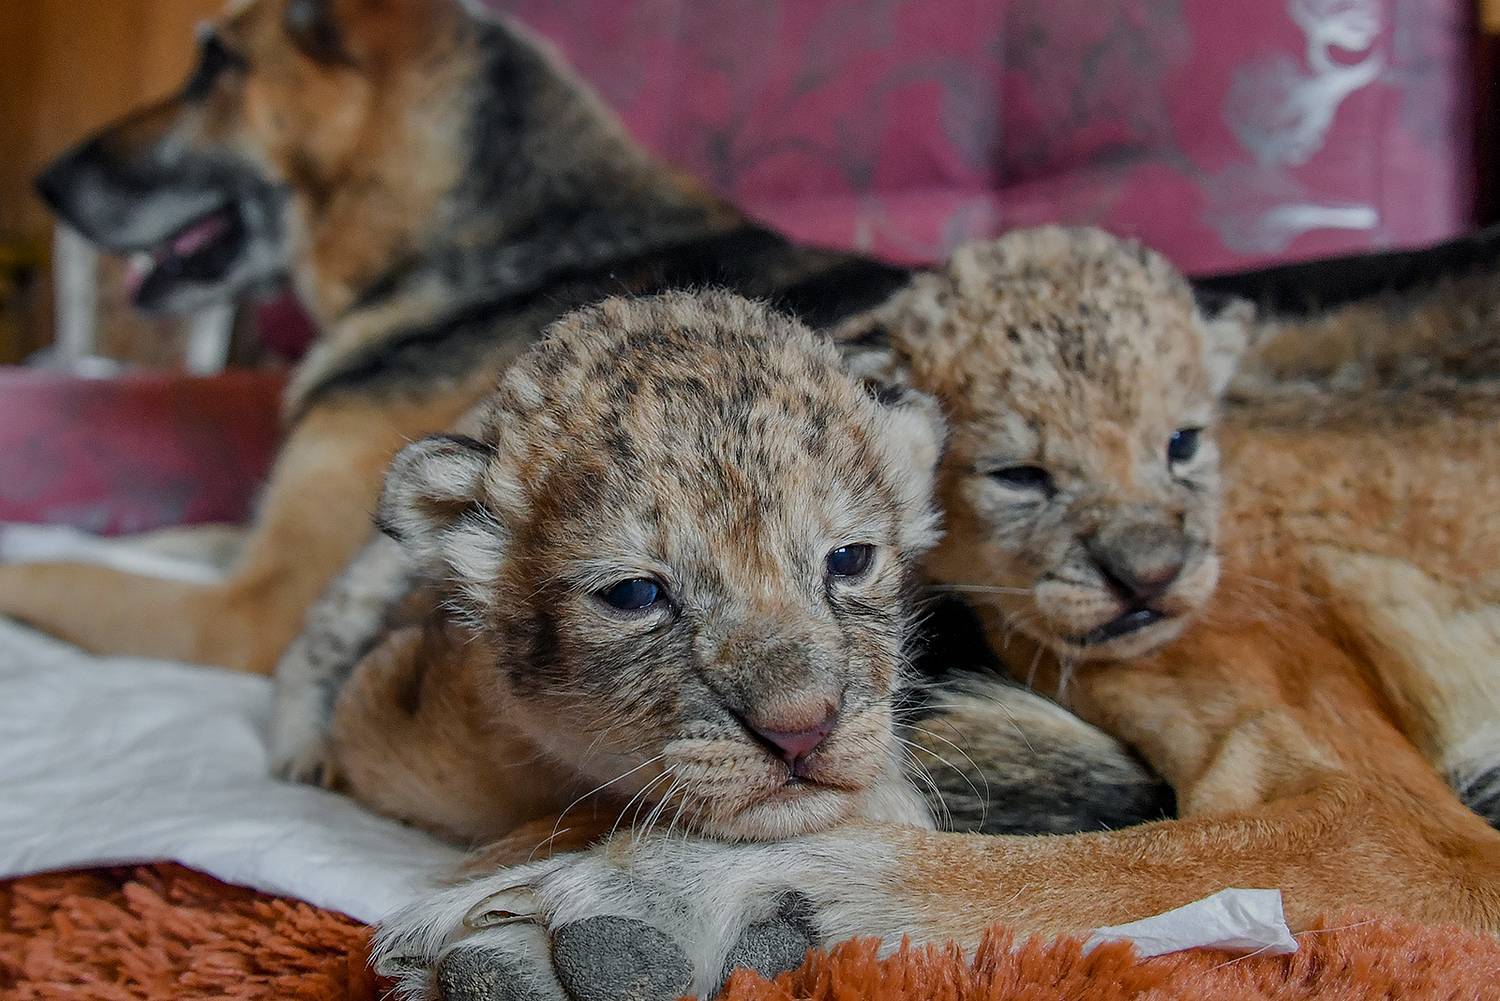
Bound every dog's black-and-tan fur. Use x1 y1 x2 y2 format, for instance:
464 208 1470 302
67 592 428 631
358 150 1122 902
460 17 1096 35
7 0 908 673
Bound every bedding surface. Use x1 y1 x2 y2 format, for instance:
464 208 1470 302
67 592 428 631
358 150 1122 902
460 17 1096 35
0 618 460 924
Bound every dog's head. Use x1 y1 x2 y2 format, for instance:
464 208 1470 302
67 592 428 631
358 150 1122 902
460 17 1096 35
35 0 483 316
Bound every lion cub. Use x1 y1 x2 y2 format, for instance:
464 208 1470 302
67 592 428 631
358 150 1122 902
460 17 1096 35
846 226 1500 832
841 227 1241 667
280 290 943 845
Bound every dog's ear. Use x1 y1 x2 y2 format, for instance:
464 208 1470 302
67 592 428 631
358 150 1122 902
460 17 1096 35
379 434 510 620
285 0 460 68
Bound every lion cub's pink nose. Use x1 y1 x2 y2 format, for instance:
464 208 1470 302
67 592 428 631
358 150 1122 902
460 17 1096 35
750 717 836 763
743 702 841 765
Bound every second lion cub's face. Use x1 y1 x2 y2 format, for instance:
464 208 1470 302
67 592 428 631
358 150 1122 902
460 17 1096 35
848 228 1243 662
382 292 943 839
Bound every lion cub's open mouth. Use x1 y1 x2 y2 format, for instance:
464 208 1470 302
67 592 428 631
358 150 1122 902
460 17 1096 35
1075 607 1167 646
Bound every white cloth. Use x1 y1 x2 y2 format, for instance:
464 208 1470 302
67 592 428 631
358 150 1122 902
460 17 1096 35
0 618 461 924
1085 887 1299 958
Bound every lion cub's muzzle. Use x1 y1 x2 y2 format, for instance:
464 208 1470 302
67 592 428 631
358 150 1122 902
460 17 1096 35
1035 516 1218 659
662 637 899 838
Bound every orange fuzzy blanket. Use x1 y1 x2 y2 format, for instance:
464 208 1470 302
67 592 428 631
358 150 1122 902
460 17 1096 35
4 864 1497 1000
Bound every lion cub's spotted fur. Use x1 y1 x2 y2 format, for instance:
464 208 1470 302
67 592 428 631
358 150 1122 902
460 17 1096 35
312 290 944 844
844 229 1240 664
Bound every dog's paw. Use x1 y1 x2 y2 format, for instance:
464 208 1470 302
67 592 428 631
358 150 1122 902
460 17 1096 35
271 734 342 788
372 840 829 1000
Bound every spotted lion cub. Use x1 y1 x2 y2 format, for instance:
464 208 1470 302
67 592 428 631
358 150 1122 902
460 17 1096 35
275 284 1169 849
855 228 1500 822
371 231 1500 1001
848 228 1239 663
288 290 949 846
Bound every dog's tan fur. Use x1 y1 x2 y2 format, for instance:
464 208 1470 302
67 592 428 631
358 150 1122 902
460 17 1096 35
0 0 516 670
366 231 1500 1001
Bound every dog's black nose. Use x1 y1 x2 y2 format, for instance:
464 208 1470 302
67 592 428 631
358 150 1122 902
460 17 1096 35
1086 524 1188 603
34 137 106 220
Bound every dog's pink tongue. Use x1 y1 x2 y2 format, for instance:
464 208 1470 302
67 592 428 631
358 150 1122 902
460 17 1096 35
124 254 151 299
171 212 231 257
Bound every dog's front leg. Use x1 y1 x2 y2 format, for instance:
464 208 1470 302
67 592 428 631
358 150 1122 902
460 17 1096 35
0 398 447 672
373 783 1500 1001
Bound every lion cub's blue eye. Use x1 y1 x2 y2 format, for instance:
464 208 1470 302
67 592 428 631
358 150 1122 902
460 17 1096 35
598 578 662 611
1167 428 1202 465
826 544 874 578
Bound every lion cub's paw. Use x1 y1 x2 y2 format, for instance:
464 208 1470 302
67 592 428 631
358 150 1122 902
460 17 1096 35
267 688 341 788
373 840 825 1000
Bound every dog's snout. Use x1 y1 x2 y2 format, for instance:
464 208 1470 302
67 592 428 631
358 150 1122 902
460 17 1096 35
1086 523 1188 603
32 136 154 243
34 142 97 217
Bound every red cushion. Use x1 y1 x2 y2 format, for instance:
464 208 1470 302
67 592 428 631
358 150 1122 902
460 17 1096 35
0 370 284 534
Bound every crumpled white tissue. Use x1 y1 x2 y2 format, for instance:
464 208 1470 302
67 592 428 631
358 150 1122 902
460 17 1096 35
0 618 461 924
1084 887 1299 958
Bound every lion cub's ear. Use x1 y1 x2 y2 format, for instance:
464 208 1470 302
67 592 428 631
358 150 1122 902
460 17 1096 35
868 383 947 555
378 434 509 619
1194 291 1257 398
835 314 915 391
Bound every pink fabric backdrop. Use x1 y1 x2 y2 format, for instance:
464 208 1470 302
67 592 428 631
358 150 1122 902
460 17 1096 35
491 0 1474 273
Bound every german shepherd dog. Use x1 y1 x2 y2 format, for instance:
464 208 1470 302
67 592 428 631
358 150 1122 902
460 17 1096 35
5 0 932 676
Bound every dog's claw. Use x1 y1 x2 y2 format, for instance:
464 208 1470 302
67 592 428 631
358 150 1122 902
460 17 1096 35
464 886 542 929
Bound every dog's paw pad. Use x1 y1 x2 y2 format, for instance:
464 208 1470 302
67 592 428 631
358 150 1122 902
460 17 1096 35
552 916 692 1001
438 938 562 1001
720 893 816 984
